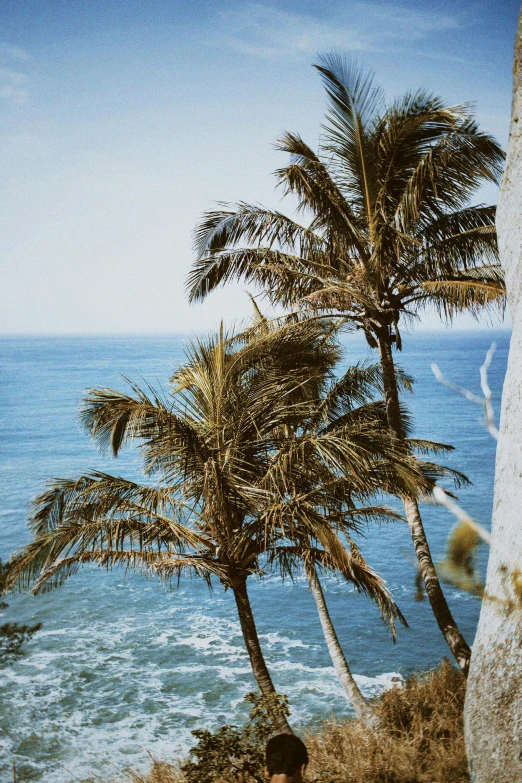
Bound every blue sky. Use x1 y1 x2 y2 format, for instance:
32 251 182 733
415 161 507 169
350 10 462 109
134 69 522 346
0 0 519 334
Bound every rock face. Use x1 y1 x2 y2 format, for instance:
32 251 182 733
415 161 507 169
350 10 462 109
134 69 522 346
464 11 522 782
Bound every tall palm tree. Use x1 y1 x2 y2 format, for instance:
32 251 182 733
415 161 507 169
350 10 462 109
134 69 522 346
261 356 403 729
263 346 463 727
3 324 332 733
271 508 405 730
187 57 505 675
4 321 425 731
232 317 443 728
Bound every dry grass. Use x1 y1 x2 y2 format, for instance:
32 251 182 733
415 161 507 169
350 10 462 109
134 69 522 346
108 661 468 783
115 761 184 783
306 661 468 783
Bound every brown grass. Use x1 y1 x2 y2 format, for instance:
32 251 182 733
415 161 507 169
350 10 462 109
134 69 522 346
110 761 184 783
106 661 468 783
305 661 468 782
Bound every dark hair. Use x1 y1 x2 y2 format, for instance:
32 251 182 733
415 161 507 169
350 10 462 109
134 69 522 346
266 734 309 776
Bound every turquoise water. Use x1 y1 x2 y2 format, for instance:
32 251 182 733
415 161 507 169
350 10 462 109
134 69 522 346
0 330 510 782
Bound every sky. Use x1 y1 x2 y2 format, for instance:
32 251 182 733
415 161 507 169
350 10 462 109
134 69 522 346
0 0 519 335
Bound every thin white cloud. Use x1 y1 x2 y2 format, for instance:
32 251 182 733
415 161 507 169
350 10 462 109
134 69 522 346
216 2 459 59
0 67 28 103
359 3 458 39
0 43 30 61
0 44 30 103
218 3 365 58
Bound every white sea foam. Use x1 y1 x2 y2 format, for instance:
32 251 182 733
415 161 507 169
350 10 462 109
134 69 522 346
260 632 310 650
0 598 404 783
355 671 404 690
1 587 406 782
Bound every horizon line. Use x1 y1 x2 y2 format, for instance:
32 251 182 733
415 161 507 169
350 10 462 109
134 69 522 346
0 326 512 339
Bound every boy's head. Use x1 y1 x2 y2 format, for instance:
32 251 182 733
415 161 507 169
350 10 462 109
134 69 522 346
265 733 308 781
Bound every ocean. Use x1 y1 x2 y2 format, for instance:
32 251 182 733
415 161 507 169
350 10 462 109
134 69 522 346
0 330 510 782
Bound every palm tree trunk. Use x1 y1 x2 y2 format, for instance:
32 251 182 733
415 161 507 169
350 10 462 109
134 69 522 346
232 576 293 734
377 332 471 676
308 565 381 729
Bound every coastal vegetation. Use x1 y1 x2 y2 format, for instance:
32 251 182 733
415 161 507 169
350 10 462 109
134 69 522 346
3 25 520 781
188 55 505 676
4 318 464 730
107 662 468 783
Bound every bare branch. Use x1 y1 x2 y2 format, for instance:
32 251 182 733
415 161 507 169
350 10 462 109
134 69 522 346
479 343 498 439
431 342 499 439
432 487 491 546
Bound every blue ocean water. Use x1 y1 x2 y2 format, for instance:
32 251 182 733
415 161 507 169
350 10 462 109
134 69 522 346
0 330 510 782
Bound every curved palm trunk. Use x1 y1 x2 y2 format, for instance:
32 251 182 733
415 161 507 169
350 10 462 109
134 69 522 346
308 565 381 729
232 576 293 734
378 333 471 676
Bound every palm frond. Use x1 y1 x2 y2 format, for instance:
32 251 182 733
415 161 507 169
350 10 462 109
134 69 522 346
3 472 211 594
151 554 230 588
419 267 506 320
315 54 384 129
344 505 404 525
318 361 384 423
374 93 470 217
418 461 471 491
189 203 325 302
395 123 504 230
31 549 174 594
31 473 204 539
314 54 382 229
275 131 369 259
407 439 454 455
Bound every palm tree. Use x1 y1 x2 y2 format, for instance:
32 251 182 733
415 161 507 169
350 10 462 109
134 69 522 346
263 346 465 727
3 324 336 734
272 508 405 730
235 318 442 728
4 320 424 731
262 358 404 729
187 57 506 675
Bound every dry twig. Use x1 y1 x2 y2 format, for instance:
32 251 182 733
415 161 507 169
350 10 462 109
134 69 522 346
431 343 499 439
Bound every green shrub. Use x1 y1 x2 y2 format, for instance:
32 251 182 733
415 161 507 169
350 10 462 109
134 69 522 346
182 692 290 783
